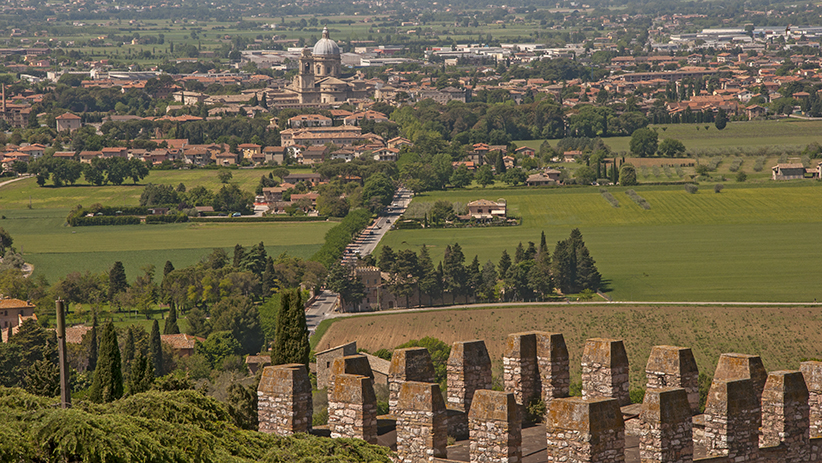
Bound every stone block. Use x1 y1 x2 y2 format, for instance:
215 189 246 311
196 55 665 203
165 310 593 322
257 363 312 435
389 347 436 415
396 381 448 463
329 354 373 396
801 361 822 438
760 370 809 461
535 332 570 402
713 353 767 405
503 332 539 409
645 345 699 414
701 378 759 461
329 373 378 444
447 340 492 413
581 338 630 406
469 390 521 463
639 387 693 463
546 396 625 463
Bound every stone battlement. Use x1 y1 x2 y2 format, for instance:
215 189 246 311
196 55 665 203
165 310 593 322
258 335 822 463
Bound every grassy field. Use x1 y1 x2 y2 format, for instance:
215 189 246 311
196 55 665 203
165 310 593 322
317 304 822 388
0 168 312 211
0 207 334 282
515 119 822 155
380 182 822 302
0 168 329 282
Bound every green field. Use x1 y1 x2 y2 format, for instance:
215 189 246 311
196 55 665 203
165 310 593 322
0 168 330 282
516 119 822 154
380 182 822 302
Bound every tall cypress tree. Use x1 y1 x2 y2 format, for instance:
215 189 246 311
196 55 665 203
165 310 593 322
539 231 547 254
164 303 180 335
89 321 123 403
233 244 245 268
87 313 98 372
261 256 277 298
122 327 135 380
163 260 174 277
108 261 128 304
498 249 512 280
149 320 163 377
575 245 602 291
271 289 309 366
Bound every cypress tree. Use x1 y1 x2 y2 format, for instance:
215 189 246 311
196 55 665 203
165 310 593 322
271 289 309 366
163 260 174 277
539 231 547 254
6 325 11 342
164 303 179 335
495 152 506 174
128 354 154 395
233 244 245 268
89 321 123 403
498 249 512 279
88 313 99 372
108 261 128 303
514 242 525 263
149 320 163 377
575 245 602 291
122 327 135 379
261 256 277 298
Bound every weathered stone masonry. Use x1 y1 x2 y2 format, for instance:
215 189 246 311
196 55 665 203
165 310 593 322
389 347 436 415
639 387 693 463
448 340 493 440
257 363 312 435
645 345 700 415
468 390 521 463
396 381 448 463
581 338 630 406
329 373 378 444
546 396 625 463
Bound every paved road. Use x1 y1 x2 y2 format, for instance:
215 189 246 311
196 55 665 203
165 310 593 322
0 174 31 189
325 299 822 321
305 289 338 335
307 187 414 331
343 187 413 264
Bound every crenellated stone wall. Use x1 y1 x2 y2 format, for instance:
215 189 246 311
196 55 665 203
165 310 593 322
581 338 630 406
468 390 521 463
546 396 625 463
645 346 700 415
503 332 539 410
639 387 694 463
536 332 570 403
760 370 809 461
396 381 448 463
389 347 436 415
700 378 760 461
801 361 822 439
328 373 378 444
256 334 822 463
257 363 312 435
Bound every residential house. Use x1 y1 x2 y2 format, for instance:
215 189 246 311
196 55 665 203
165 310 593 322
563 150 583 163
263 146 287 164
373 147 399 162
0 298 36 340
283 173 323 186
526 168 562 186
280 126 364 147
772 163 806 180
387 137 413 149
79 150 102 164
101 147 127 159
160 333 205 357
213 150 237 166
515 146 536 157
18 144 45 159
301 145 328 164
343 110 389 126
55 112 82 132
289 114 332 128
52 151 76 160
262 187 286 202
182 147 211 166
466 199 507 219
245 355 271 375
238 143 261 160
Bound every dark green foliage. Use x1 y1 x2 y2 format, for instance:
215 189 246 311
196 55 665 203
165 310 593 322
195 332 241 369
164 304 180 335
443 243 467 302
525 397 546 423
23 359 60 397
0 228 12 254
619 163 638 186
89 322 124 403
149 320 163 377
88 316 99 372
108 261 128 303
498 249 512 279
271 289 309 366
145 213 189 224
312 208 371 268
630 388 646 404
326 262 365 309
715 108 728 130
210 296 265 356
226 383 258 431
552 229 601 294
127 354 154 395
122 327 135 380
0 387 393 462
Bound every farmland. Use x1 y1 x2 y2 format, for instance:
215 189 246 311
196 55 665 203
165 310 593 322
316 304 822 388
516 119 822 155
0 168 331 282
379 182 822 302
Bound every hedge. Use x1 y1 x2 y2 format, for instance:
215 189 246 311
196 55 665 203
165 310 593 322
311 208 371 268
145 214 189 224
70 216 142 226
188 216 328 223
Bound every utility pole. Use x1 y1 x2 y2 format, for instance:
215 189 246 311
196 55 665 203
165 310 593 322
55 300 71 408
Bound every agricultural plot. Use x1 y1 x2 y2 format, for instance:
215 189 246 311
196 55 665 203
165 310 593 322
379 182 822 301
516 119 822 156
0 207 334 283
317 304 822 389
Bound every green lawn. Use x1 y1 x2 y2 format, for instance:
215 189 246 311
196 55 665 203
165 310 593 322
0 208 334 283
0 168 313 211
516 119 822 154
379 182 822 302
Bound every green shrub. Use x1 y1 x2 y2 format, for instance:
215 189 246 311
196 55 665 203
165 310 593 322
630 388 646 404
525 397 546 423
685 184 699 194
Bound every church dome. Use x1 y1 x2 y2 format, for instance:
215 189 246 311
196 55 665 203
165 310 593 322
312 26 340 56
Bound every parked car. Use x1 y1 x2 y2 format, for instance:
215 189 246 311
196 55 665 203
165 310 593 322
232 212 241 217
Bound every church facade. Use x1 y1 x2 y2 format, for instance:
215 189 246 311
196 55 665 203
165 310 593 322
291 27 371 105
